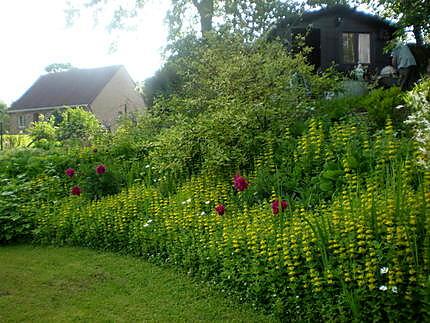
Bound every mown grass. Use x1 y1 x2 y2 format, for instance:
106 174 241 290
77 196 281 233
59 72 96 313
0 245 276 322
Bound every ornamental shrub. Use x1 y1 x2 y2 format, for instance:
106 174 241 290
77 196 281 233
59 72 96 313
56 107 106 146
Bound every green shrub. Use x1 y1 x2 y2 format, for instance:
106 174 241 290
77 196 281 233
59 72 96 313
404 78 430 168
56 107 106 146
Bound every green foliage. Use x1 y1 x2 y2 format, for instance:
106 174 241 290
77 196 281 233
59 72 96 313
33 119 429 321
56 107 106 146
140 35 337 177
27 107 106 148
142 61 182 106
404 78 430 168
358 87 405 129
67 161 124 200
0 172 64 244
68 0 296 42
316 87 405 129
0 101 7 122
44 62 74 73
0 135 31 150
27 115 58 149
0 24 424 322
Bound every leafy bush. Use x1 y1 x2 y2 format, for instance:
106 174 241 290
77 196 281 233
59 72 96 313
57 107 106 146
404 78 430 168
27 115 58 149
315 87 404 129
28 107 107 148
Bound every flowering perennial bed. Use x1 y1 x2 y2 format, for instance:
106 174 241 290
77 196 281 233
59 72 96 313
33 120 430 322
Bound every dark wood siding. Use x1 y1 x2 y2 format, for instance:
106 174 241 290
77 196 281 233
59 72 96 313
273 6 396 73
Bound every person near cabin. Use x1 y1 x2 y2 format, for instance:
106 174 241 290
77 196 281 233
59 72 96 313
391 43 418 91
377 56 397 89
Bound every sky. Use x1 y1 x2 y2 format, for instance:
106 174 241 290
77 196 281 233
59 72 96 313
0 0 170 105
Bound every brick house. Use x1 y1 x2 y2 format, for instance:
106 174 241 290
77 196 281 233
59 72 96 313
7 65 145 133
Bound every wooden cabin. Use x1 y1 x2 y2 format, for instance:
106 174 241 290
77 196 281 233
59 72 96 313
270 5 398 73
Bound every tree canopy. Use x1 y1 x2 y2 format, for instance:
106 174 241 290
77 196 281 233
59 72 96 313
45 62 74 73
66 0 300 41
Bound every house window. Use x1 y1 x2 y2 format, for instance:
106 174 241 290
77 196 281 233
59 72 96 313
342 33 371 64
18 115 26 128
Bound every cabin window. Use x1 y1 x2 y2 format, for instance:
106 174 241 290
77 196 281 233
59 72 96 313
342 32 371 64
18 115 26 128
342 33 356 63
358 34 370 64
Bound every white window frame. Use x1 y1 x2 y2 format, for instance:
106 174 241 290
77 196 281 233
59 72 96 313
358 33 370 64
18 115 26 128
342 32 371 64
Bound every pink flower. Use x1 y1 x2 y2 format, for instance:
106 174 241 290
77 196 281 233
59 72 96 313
71 186 81 196
65 168 75 177
272 199 288 215
233 174 249 191
215 204 225 216
96 164 106 174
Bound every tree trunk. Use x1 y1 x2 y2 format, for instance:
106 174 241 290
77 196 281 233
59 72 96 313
193 0 214 35
413 24 423 46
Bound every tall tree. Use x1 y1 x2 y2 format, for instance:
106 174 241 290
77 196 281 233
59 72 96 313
364 0 430 45
66 0 294 41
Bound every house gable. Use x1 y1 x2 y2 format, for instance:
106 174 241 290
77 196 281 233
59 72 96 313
90 66 145 129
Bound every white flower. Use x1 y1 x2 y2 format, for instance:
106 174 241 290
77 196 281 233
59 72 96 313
181 201 186 205
143 219 153 227
391 286 398 293
186 198 192 203
145 164 150 168
201 211 206 216
379 285 388 291
380 267 389 274
205 200 210 205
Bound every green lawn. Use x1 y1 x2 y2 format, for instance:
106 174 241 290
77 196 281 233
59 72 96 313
0 245 276 322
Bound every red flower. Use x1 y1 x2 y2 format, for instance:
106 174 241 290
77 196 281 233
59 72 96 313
281 200 288 210
233 174 249 191
71 186 81 196
96 164 106 174
65 168 75 177
215 204 225 216
272 199 288 215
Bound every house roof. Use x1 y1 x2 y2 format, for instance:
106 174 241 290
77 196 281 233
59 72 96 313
270 5 397 37
10 65 122 112
300 5 397 30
